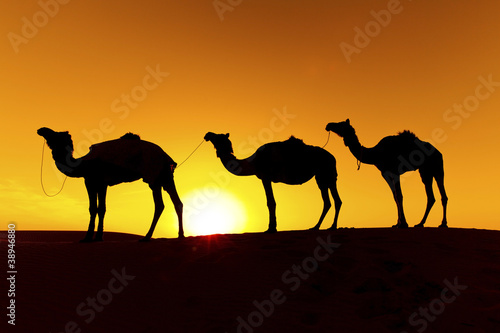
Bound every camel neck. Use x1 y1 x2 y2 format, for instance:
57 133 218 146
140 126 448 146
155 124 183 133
343 132 375 165
218 152 255 176
51 146 83 177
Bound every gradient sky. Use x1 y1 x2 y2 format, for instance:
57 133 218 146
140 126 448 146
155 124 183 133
1 0 499 237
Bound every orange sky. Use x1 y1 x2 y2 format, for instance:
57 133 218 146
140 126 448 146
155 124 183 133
1 0 499 237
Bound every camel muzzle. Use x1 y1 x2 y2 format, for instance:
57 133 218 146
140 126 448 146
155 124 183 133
37 127 56 138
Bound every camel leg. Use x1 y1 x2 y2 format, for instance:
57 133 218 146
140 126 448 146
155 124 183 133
262 180 277 233
436 174 448 228
140 185 165 242
393 178 408 228
94 185 108 241
383 173 408 228
164 180 184 238
81 180 97 243
310 186 331 230
415 174 435 228
329 182 342 230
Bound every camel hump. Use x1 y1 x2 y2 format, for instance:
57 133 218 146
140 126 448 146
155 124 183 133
397 130 418 141
120 132 141 140
285 136 305 145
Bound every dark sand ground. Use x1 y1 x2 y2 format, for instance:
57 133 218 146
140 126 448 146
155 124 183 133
2 227 500 332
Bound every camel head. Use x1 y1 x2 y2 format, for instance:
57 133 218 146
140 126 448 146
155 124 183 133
204 132 233 157
325 119 354 138
37 127 74 152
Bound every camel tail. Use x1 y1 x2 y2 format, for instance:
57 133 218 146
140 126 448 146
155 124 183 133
432 150 445 181
161 163 177 191
317 147 338 181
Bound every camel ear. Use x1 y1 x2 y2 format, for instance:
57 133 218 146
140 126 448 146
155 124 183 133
225 133 229 138
346 119 350 125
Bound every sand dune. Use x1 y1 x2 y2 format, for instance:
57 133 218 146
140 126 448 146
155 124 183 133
3 228 500 332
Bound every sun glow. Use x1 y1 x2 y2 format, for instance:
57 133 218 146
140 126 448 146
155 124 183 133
183 189 247 236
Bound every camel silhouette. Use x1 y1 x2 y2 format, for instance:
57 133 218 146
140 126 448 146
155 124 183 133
326 119 448 228
204 132 342 232
37 127 184 242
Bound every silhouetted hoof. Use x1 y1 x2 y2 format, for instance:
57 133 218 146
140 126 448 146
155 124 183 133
327 226 338 231
79 238 93 243
308 226 319 231
264 229 277 234
439 224 448 228
178 233 185 239
138 237 151 242
392 223 408 229
414 223 424 228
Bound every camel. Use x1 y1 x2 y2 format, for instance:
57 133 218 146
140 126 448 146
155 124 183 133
204 132 342 232
325 119 448 228
37 127 184 242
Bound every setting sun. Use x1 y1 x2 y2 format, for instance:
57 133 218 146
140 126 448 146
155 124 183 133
183 188 247 236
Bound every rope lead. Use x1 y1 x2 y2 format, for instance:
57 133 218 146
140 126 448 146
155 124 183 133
40 140 67 197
